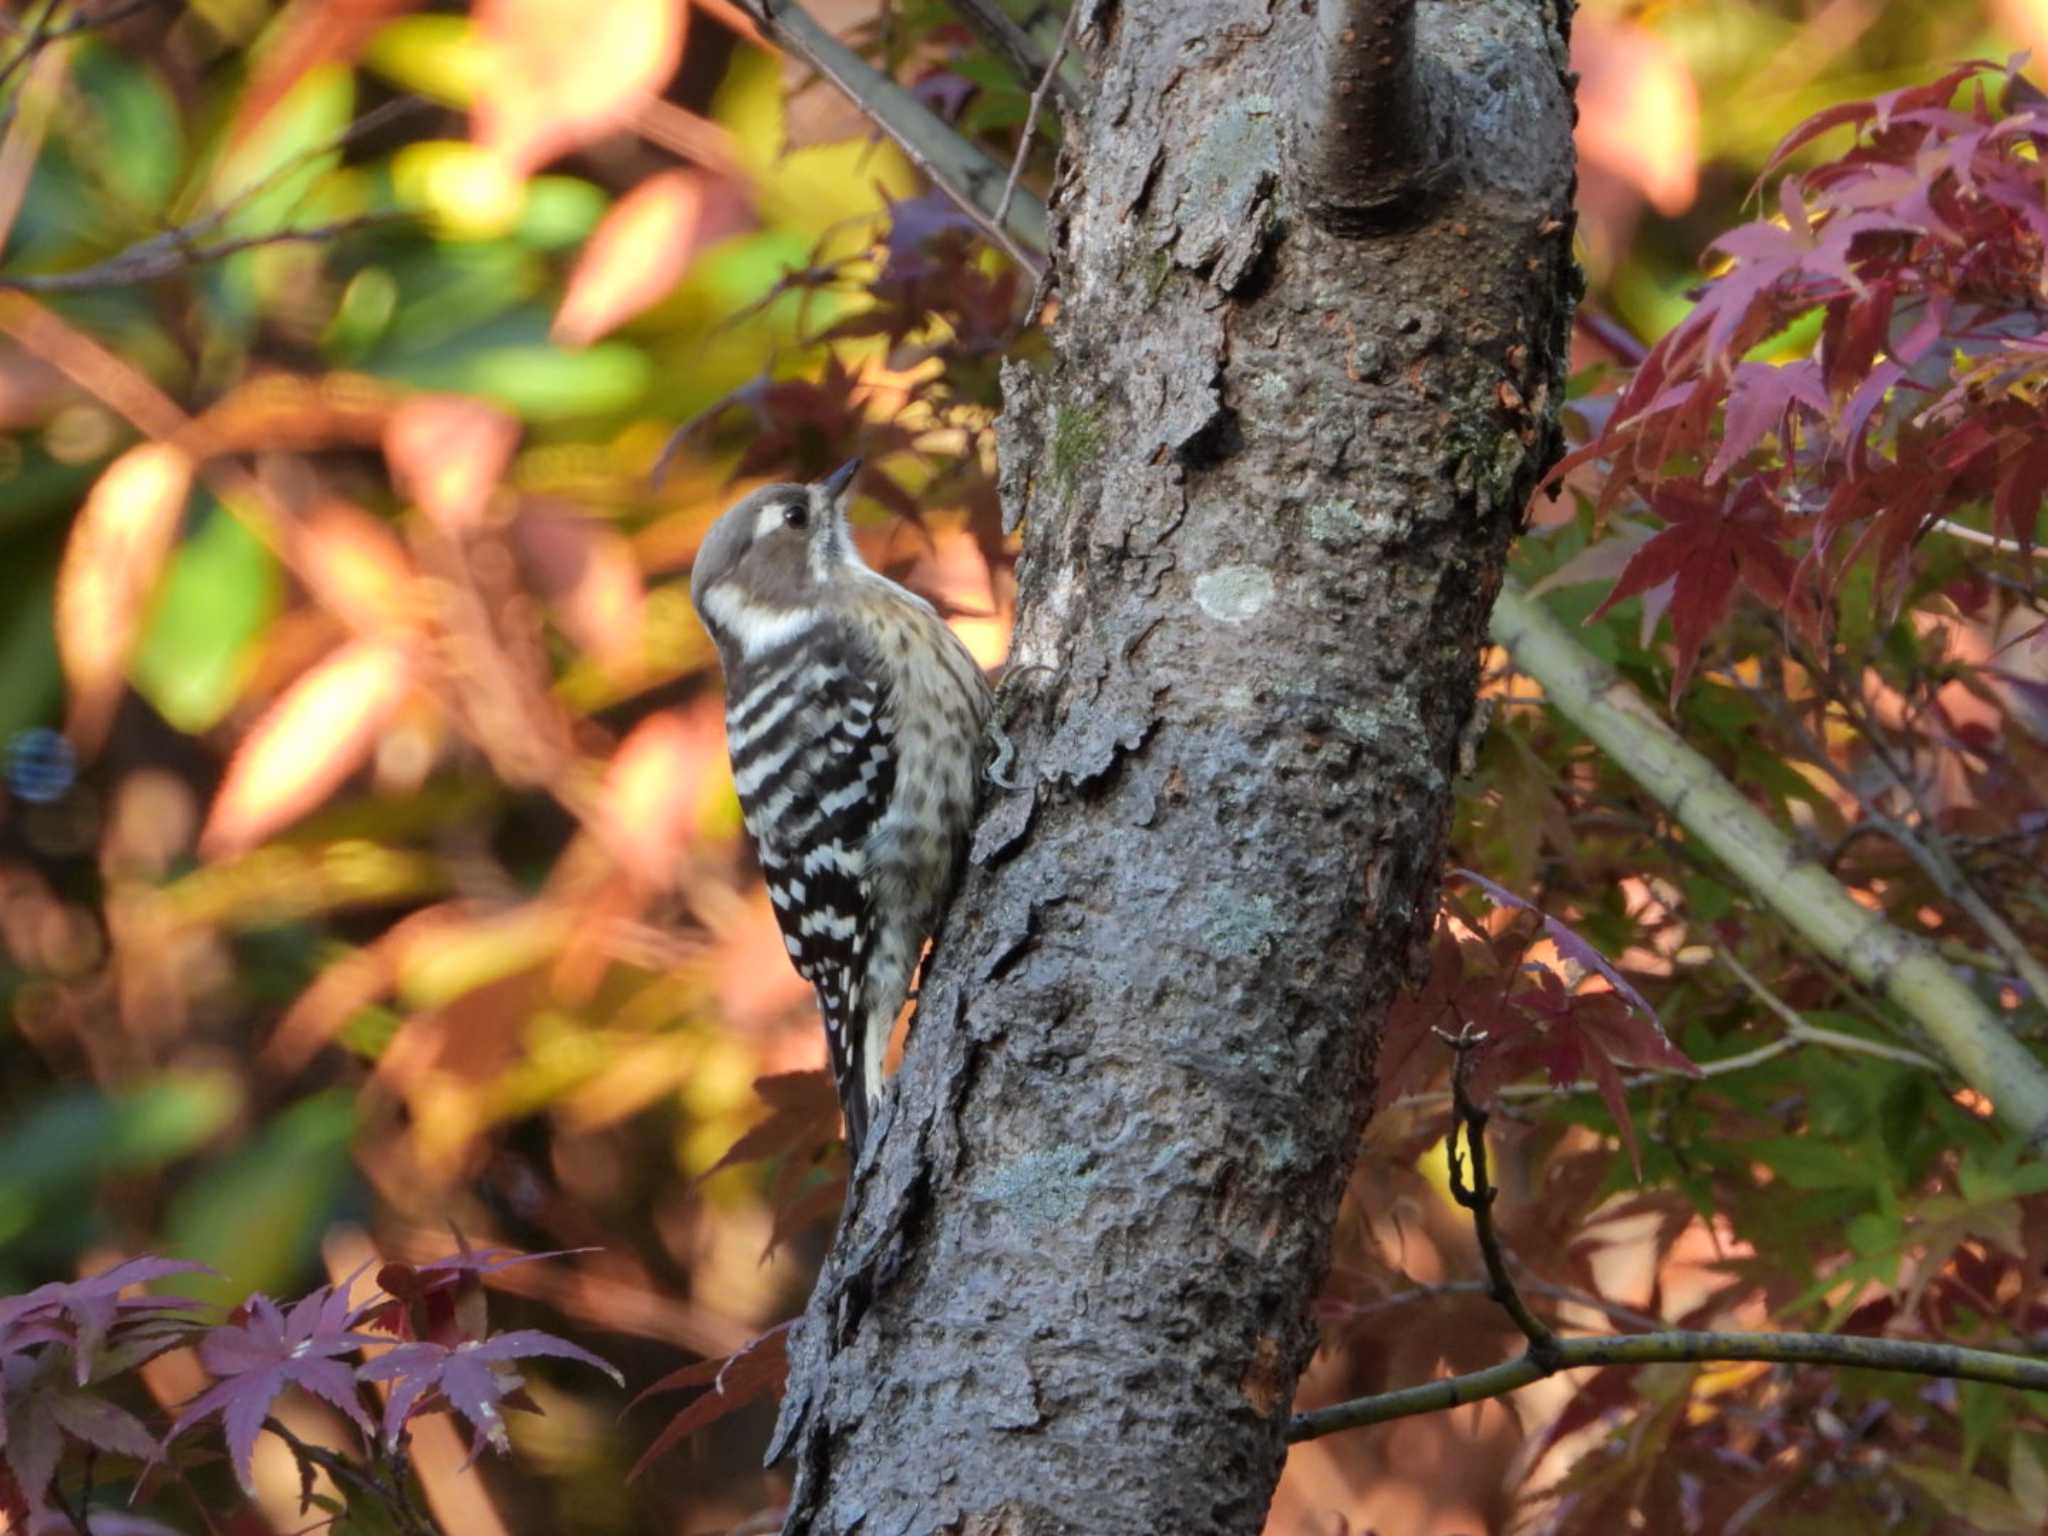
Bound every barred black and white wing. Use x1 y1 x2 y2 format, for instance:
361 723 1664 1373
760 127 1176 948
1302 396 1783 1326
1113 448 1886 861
722 630 894 1157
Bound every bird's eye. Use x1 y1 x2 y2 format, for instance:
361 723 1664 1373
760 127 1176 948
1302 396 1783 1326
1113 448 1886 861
782 501 810 530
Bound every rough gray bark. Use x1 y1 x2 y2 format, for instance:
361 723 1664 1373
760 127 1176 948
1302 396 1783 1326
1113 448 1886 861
770 2 1579 1530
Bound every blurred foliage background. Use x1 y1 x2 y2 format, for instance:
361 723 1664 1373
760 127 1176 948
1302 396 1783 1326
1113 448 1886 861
2 0 2046 1531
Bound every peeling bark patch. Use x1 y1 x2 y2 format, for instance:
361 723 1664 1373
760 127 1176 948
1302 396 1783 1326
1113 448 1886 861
1239 1332 1289 1418
971 784 1039 866
1194 566 1275 623
1171 96 1280 293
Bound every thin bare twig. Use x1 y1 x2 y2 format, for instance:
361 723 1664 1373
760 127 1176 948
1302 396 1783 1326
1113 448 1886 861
1930 518 2048 562
1299 1014 2048 1444
1440 1023 1562 1368
1287 1327 2048 1441
1385 966 1938 1116
1323 1275 1667 1335
741 0 1048 272
994 0 1078 231
1713 946 1941 1071
950 0 1084 110
0 214 404 292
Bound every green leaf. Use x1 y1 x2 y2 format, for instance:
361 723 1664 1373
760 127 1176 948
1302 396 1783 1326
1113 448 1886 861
0 1073 242 1251
376 337 652 419
1893 1460 2038 1533
206 63 354 237
518 176 609 251
69 42 184 213
1748 1135 1876 1190
362 14 486 107
163 1090 358 1309
1963 1378 2014 1476
130 496 281 733
0 534 60 740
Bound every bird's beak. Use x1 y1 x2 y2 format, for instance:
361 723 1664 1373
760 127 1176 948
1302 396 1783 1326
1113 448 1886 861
820 458 862 503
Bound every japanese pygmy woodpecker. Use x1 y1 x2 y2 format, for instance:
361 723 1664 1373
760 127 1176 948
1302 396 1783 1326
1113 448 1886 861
689 460 992 1160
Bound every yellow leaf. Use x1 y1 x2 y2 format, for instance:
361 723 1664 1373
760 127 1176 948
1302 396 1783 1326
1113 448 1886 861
201 639 413 857
471 0 684 178
56 442 195 754
294 497 419 636
602 707 718 890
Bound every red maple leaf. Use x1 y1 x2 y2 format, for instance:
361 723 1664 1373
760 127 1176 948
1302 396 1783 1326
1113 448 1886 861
1590 481 1813 698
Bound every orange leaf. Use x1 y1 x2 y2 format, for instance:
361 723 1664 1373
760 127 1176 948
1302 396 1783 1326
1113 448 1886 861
472 0 685 178
513 500 646 665
201 639 413 857
383 395 519 532
233 0 421 144
56 442 195 754
601 708 717 889
553 171 706 347
1572 16 1699 216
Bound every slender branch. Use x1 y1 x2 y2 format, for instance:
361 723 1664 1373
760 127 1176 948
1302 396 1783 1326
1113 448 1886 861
1861 810 2048 1014
1385 984 1937 1116
1931 517 2048 562
0 214 404 293
1713 946 1942 1071
743 0 1049 272
1489 577 2048 1147
1299 0 1429 234
1324 1275 1667 1335
993 0 1077 231
1287 1327 2048 1441
263 1419 436 1536
1300 1015 2048 1444
1441 1025 1562 1367
1573 306 1650 367
949 0 1084 111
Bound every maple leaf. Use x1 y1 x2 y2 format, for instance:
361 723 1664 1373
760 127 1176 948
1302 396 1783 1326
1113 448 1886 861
1707 360 1829 484
627 1322 791 1479
1 1347 164 1528
707 1071 845 1178
1451 873 1698 1174
364 1240 592 1346
162 1286 382 1494
0 1257 209 1387
1586 481 1814 698
359 1330 622 1462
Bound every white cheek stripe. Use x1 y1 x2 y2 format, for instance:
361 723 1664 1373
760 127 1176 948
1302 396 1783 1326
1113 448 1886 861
703 585 818 657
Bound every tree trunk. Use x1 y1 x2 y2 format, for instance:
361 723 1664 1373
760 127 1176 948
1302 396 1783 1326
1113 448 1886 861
770 2 1579 1529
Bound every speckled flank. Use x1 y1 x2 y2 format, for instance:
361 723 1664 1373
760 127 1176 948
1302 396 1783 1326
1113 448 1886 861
839 579 992 1105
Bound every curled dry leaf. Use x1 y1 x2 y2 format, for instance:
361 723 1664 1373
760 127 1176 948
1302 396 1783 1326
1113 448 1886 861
383 395 520 533
602 708 719 890
55 442 195 755
200 639 414 858
472 0 685 178
553 170 707 348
